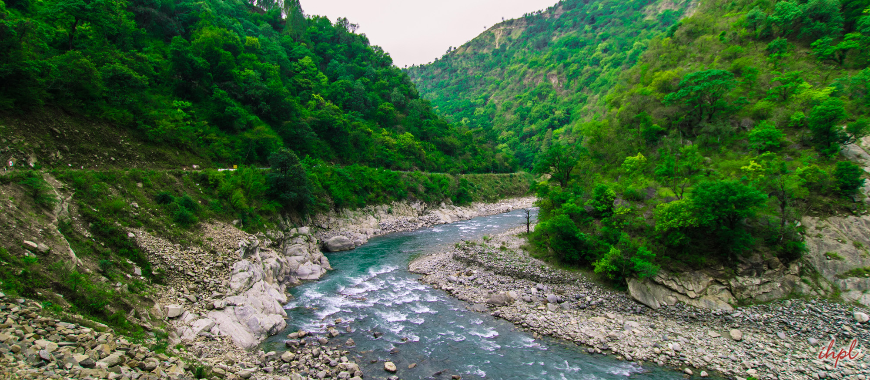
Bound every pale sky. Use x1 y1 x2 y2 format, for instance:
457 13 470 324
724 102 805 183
300 0 559 68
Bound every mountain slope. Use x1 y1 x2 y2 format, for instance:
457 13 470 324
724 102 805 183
0 0 509 172
522 0 870 306
406 0 698 168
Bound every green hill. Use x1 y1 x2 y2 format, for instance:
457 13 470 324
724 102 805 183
412 0 870 287
406 0 698 168
0 0 510 172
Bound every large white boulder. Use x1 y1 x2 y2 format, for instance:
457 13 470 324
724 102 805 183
324 236 354 252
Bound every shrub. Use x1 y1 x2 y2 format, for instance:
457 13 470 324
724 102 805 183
833 161 865 195
748 121 784 151
173 207 198 226
155 192 174 205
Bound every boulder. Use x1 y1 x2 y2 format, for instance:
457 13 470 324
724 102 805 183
181 318 216 341
165 305 184 318
486 292 515 306
324 236 354 252
855 312 869 323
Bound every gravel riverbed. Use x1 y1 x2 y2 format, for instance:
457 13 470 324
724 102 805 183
411 227 870 380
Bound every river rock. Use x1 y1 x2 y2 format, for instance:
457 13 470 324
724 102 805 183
486 292 515 306
324 236 354 252
384 361 397 372
281 352 295 362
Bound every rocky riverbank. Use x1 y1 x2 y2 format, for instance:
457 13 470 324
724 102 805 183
0 291 363 380
411 227 870 380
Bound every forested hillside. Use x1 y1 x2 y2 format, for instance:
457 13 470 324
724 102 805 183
0 0 511 172
406 0 698 168
524 0 870 285
410 0 870 287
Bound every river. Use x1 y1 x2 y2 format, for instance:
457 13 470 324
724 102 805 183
263 209 684 379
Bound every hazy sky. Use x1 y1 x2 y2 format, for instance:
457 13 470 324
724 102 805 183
301 0 559 68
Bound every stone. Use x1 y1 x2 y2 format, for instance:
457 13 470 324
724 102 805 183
684 368 693 375
23 241 38 250
486 292 515 306
707 331 721 338
181 318 216 341
729 329 743 341
34 339 58 353
854 312 869 323
165 305 184 318
281 351 295 363
384 361 397 372
700 370 709 377
99 353 123 367
546 294 559 304
324 236 354 252
237 369 255 379
346 338 355 346
79 358 96 369
809 337 819 345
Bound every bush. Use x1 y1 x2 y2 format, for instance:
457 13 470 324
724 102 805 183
748 121 784 151
834 161 865 195
586 184 616 217
155 192 174 205
173 207 199 226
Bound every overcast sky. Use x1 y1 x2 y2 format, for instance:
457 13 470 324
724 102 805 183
300 0 559 68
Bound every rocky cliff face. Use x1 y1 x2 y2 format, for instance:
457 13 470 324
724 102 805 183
628 254 804 311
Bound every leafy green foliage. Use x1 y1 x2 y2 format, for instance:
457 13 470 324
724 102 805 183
267 149 312 213
748 121 785 151
664 69 738 129
0 0 508 173
834 161 866 195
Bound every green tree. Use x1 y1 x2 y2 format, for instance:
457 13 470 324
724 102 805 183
654 145 703 199
691 180 767 254
534 140 584 187
748 121 785 151
267 148 312 213
664 69 736 130
834 161 866 195
808 97 848 155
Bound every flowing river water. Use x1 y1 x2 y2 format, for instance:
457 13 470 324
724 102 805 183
263 209 684 379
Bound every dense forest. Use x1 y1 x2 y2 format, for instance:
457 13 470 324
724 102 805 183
412 0 870 285
0 0 513 172
406 0 697 168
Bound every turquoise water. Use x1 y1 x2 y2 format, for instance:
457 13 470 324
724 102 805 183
264 210 684 379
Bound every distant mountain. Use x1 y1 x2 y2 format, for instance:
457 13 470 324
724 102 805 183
406 0 698 168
